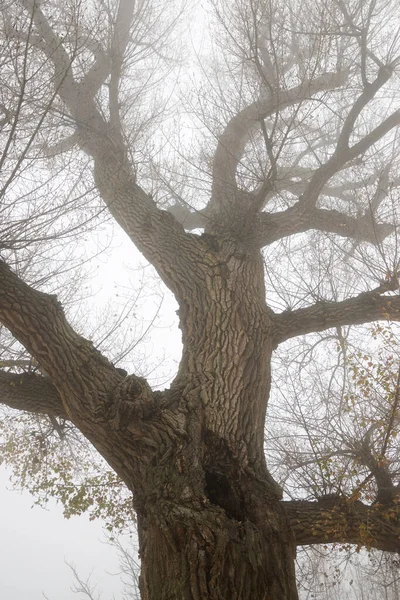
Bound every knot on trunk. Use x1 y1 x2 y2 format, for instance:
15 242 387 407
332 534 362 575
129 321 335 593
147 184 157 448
110 375 157 429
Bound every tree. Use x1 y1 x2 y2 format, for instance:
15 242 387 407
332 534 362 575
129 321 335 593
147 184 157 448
2 0 400 598
296 545 400 599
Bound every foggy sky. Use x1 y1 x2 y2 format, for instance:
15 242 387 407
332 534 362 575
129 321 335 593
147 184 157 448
0 467 124 600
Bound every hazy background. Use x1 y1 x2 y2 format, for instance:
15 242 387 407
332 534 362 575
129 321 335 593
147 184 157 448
0 466 125 600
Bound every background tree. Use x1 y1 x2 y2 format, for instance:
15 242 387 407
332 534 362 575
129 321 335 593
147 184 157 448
298 546 400 600
63 537 141 600
2 0 400 598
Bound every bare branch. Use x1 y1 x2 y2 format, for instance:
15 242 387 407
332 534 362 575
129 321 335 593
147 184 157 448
336 64 394 153
19 0 76 95
40 132 79 157
0 370 67 418
78 0 136 98
258 205 394 246
300 104 400 211
210 70 348 213
0 259 121 418
15 0 204 294
354 425 399 504
274 281 400 344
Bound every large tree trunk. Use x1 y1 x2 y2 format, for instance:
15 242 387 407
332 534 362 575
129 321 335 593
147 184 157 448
124 241 298 599
0 237 300 599
137 489 297 599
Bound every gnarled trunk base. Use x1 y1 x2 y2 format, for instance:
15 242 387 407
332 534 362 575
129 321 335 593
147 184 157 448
137 497 298 600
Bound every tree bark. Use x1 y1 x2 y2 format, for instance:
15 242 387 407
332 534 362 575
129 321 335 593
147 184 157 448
286 498 400 553
127 240 298 599
4 232 400 597
137 497 297 600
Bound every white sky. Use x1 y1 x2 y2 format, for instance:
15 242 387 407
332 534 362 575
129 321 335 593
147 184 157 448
0 467 125 600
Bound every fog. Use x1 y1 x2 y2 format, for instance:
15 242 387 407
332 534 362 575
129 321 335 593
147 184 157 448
0 468 124 600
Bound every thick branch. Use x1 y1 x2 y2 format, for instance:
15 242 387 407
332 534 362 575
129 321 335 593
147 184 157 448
0 260 171 490
258 205 394 246
0 370 67 418
78 0 134 98
358 450 397 505
0 260 122 418
274 285 400 344
336 65 394 153
19 0 204 295
308 209 394 243
285 498 400 553
211 70 347 212
275 164 400 208
19 0 76 95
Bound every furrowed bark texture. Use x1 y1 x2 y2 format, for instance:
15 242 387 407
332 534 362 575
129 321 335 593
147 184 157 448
3 206 400 600
286 498 400 553
4 134 400 599
131 238 298 599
